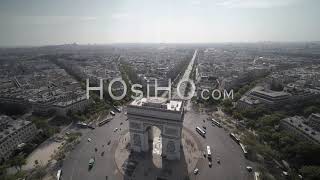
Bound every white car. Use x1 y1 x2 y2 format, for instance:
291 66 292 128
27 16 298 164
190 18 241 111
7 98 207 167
87 138 92 142
113 128 118 132
282 171 289 177
193 168 199 175
246 166 253 172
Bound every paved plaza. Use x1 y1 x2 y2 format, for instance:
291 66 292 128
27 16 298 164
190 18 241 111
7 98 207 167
114 127 201 179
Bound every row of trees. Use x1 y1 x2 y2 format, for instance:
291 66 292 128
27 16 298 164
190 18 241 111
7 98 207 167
231 103 320 179
167 54 191 83
0 154 27 180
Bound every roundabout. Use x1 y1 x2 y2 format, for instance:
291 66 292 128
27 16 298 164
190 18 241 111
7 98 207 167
61 104 252 180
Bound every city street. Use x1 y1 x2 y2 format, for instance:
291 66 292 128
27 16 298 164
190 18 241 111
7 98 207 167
61 111 128 180
183 108 251 180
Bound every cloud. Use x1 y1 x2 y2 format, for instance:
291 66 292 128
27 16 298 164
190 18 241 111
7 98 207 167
216 0 301 8
190 0 201 6
80 17 98 21
111 13 130 20
1 16 99 25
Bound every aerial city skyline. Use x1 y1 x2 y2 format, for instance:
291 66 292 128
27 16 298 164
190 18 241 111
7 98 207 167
1 1 320 180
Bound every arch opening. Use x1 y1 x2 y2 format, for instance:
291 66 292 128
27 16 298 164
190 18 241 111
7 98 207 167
145 126 163 168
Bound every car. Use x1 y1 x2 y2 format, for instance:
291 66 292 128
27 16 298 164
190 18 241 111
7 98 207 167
88 125 95 129
282 171 289 177
246 166 253 172
114 107 122 112
209 162 212 167
87 138 92 142
120 122 123 125
193 168 199 175
110 111 116 116
88 157 95 169
128 160 138 166
107 140 111 145
101 151 105 156
202 126 206 130
217 159 220 164
95 148 98 152
122 163 136 170
114 128 118 132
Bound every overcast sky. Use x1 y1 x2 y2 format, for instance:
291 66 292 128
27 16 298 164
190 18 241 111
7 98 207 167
0 0 319 46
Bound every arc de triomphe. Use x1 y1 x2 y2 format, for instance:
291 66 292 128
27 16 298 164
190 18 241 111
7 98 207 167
127 97 184 160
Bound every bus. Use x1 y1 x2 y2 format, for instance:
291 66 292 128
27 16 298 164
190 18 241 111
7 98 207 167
206 145 211 159
114 106 122 113
239 143 248 158
56 169 62 180
211 118 222 127
196 127 206 137
230 133 240 144
98 118 112 126
254 172 260 180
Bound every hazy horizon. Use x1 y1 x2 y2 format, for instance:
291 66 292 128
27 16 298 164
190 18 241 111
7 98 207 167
0 0 319 46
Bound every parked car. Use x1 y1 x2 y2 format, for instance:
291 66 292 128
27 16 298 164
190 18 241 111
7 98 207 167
193 168 199 175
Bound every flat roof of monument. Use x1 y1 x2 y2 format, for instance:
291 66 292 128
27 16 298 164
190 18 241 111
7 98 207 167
130 97 183 112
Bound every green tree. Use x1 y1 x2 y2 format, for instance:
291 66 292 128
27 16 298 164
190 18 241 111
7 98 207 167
31 164 47 180
10 154 26 171
303 106 320 117
300 166 320 180
0 164 8 176
222 99 233 108
232 111 243 120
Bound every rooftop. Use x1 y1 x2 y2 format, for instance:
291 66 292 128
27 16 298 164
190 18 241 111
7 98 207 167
130 97 183 112
310 113 320 119
0 115 33 142
252 86 290 98
0 115 10 126
282 116 320 144
239 96 261 105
